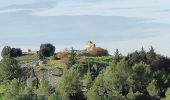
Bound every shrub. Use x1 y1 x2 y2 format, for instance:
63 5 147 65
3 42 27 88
39 43 55 58
1 46 11 58
1 46 22 58
56 52 69 60
0 58 20 81
10 48 22 57
89 47 109 57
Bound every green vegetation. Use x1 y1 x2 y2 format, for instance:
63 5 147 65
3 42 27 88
86 56 114 63
114 49 122 63
39 43 55 59
83 69 93 89
0 58 20 81
1 46 22 58
164 88 170 100
67 48 77 69
34 60 65 72
1 44 170 100
147 79 159 97
1 46 11 58
54 64 83 100
16 53 39 64
36 78 51 100
87 59 129 100
0 79 34 100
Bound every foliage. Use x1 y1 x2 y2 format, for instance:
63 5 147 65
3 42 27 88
87 74 106 100
86 56 114 63
130 62 152 93
87 59 130 100
16 53 39 64
54 64 83 100
47 92 60 100
164 88 170 100
84 69 93 89
114 49 122 63
39 43 55 58
1 46 11 58
0 80 11 93
0 79 33 100
147 46 157 63
0 58 20 81
67 48 77 69
126 88 136 100
138 47 147 62
2 79 20 100
18 86 34 100
89 47 109 57
147 79 159 97
1 46 170 100
36 77 51 100
35 59 65 71
1 46 22 58
55 52 69 60
10 48 22 57
71 64 86 76
133 91 153 100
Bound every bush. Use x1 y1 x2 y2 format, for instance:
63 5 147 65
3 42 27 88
1 46 22 58
56 52 69 60
10 48 22 57
0 58 20 81
1 46 11 58
39 43 55 58
86 56 113 63
89 47 109 57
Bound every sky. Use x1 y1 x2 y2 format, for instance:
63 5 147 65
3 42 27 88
0 0 170 58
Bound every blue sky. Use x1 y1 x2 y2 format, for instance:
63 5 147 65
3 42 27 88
0 0 170 57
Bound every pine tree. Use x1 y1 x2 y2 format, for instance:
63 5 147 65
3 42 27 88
0 58 20 81
36 77 50 100
55 65 82 100
147 79 159 97
67 48 77 69
87 59 130 100
87 74 106 100
18 86 34 100
2 79 19 100
114 49 121 63
131 50 140 64
139 47 147 62
84 69 93 89
126 88 136 100
147 46 156 63
131 62 151 93
165 88 170 100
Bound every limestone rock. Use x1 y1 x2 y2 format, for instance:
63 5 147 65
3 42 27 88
85 41 96 52
26 77 38 88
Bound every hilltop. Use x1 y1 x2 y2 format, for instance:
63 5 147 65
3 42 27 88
0 42 170 100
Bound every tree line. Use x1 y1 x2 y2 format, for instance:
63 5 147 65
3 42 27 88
0 43 170 100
